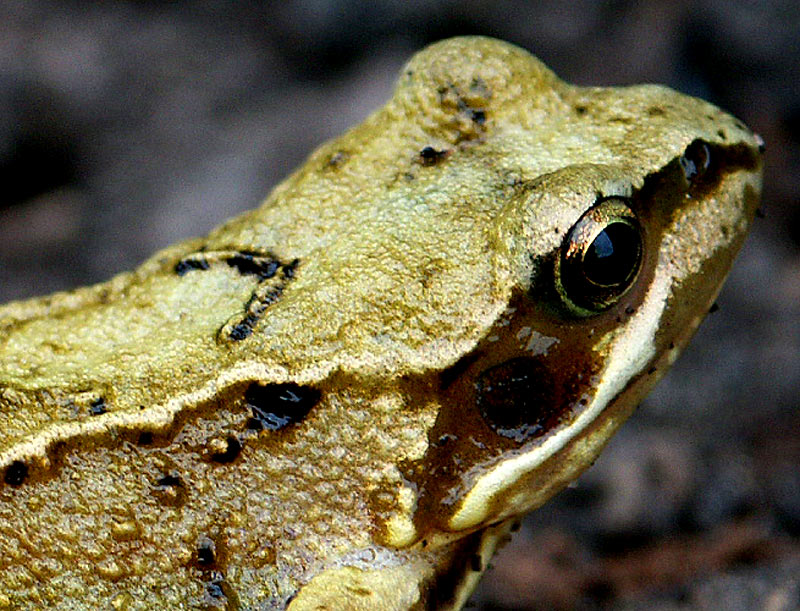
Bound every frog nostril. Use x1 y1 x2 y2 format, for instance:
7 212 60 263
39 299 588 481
680 140 712 182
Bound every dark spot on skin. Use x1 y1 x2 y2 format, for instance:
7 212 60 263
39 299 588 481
206 579 225 600
227 314 258 341
709 302 720 313
625 306 636 315
717 129 727 140
259 287 282 306
245 383 321 431
225 253 279 279
419 146 450 166
648 366 657 375
470 554 482 572
156 474 182 487
756 207 766 219
196 536 216 566
469 76 490 96
221 258 299 342
89 397 107 416
434 433 457 447
4 461 27 486
138 432 153 445
648 106 666 116
211 436 241 464
152 471 187 507
175 258 209 275
283 258 300 279
469 109 486 124
575 105 587 115
325 150 349 168
177 249 294 282
510 521 521 532
669 342 676 350
204 572 241 608
475 357 573 442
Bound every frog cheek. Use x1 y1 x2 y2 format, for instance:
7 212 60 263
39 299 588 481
474 357 581 443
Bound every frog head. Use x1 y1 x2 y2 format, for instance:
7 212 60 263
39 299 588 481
329 37 762 551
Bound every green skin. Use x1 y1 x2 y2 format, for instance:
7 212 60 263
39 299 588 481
0 37 761 609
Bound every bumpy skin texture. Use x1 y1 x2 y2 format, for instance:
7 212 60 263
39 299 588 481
0 37 761 609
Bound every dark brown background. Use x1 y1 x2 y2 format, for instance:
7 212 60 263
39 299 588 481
1 2 798 609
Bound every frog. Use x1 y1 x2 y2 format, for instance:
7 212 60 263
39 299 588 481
0 36 762 609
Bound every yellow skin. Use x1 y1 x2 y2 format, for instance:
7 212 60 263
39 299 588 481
0 37 761 609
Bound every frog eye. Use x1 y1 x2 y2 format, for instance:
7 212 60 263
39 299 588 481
556 197 642 314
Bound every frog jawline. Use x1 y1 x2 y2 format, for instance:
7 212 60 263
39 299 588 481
447 266 670 531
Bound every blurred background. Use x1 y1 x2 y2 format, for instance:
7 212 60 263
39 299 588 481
0 1 797 609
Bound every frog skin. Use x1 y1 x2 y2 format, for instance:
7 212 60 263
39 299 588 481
0 37 761 609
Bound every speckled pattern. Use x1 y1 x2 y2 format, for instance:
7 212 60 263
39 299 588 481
0 3 797 609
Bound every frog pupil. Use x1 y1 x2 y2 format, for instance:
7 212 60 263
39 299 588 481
583 222 640 287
